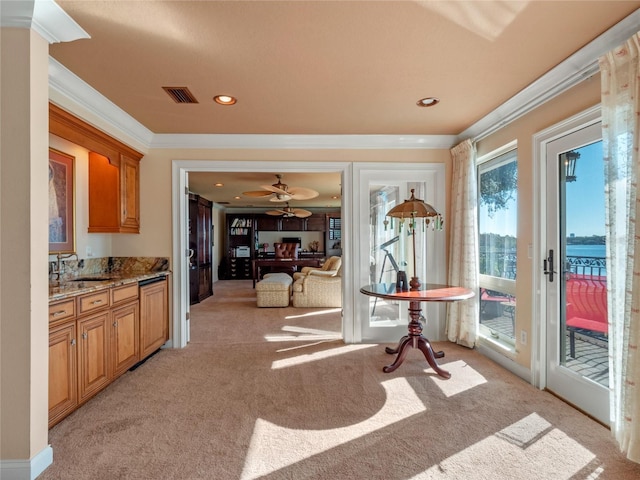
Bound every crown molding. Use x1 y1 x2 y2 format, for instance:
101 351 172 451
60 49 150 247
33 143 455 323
1 0 89 43
49 57 154 150
149 133 458 150
459 7 640 143
45 7 640 151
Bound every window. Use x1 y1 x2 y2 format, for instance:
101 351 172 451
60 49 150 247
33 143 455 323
478 146 518 345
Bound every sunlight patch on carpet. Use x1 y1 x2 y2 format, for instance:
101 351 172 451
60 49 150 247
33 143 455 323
240 377 426 480
271 344 375 369
264 325 342 343
428 360 487 397
413 412 597 479
285 308 341 319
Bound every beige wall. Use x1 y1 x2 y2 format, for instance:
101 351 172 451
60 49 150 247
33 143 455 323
1 28 49 461
116 148 452 264
476 75 602 367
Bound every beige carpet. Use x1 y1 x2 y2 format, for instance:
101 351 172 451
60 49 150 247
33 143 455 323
39 280 640 479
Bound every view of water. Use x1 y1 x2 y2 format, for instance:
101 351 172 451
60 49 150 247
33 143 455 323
566 244 605 258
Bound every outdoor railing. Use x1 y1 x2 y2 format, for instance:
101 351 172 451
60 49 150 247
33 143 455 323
566 256 606 276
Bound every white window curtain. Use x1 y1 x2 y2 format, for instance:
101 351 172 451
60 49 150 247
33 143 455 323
599 32 640 462
446 139 479 347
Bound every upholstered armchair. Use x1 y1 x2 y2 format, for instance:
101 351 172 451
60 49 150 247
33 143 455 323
292 266 342 308
293 256 341 280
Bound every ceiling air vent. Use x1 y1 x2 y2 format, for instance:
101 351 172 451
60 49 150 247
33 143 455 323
162 86 198 104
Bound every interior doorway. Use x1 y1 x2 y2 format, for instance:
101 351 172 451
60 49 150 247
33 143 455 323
171 161 354 349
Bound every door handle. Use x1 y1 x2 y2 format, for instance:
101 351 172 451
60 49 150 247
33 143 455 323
543 249 555 282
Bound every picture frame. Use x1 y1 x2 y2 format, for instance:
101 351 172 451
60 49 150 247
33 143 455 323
49 148 75 254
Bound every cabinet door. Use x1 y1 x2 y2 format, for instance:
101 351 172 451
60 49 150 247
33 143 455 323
49 321 77 428
140 279 169 359
256 214 280 231
280 216 305 231
78 311 111 404
306 213 326 231
120 154 140 232
111 301 140 377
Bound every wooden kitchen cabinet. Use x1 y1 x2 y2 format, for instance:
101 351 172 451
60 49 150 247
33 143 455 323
77 310 111 404
49 276 169 427
110 283 140 377
88 152 140 233
48 321 77 428
139 277 169 359
49 103 143 234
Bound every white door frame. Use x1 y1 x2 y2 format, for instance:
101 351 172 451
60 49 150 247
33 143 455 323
171 160 354 348
532 104 601 389
352 163 446 343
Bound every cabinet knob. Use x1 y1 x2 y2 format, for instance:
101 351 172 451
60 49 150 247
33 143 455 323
82 332 88 340
113 321 118 327
71 338 76 346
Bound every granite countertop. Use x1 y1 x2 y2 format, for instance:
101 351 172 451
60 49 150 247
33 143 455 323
49 271 170 301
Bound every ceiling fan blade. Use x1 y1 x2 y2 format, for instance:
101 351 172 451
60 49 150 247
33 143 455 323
261 184 290 196
288 186 319 200
243 190 272 197
292 208 312 218
265 209 285 216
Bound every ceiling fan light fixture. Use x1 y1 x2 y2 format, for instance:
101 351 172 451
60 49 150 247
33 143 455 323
270 194 291 202
417 97 439 107
214 95 237 105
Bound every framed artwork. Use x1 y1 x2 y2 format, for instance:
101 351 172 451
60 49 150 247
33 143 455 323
49 148 75 253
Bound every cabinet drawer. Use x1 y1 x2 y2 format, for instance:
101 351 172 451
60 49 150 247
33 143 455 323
111 283 138 305
77 290 110 315
49 299 76 323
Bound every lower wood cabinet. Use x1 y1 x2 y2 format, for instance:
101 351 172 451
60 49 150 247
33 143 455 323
48 276 167 428
77 311 111 404
111 301 140 378
48 321 77 428
139 278 169 359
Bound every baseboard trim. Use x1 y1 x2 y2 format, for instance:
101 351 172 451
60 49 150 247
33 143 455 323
476 342 532 384
0 445 53 480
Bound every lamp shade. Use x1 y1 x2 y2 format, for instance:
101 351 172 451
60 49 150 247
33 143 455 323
386 189 439 219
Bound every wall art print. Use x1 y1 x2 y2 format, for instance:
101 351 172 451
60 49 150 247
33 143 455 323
49 148 75 253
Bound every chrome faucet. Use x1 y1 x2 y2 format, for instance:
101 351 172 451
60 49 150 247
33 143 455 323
51 252 78 282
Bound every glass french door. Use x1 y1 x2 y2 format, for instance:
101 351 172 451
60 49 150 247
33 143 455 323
355 166 446 343
545 121 609 424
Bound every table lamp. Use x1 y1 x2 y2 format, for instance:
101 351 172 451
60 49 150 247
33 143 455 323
385 189 443 290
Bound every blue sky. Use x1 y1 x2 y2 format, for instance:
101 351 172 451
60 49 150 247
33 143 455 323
479 140 605 238
565 141 605 237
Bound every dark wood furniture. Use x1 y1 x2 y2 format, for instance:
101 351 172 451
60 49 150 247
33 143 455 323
252 258 322 287
189 194 213 303
360 283 474 378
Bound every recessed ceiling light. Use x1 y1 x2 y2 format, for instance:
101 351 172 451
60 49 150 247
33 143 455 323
214 95 237 105
417 97 439 107
214 183 224 187
234 196 241 200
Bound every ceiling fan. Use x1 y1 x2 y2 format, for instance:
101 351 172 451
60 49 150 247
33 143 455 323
266 203 312 218
242 174 319 202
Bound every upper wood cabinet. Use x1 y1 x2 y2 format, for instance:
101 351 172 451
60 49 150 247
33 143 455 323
256 215 280 231
49 103 143 234
88 152 140 233
306 214 326 231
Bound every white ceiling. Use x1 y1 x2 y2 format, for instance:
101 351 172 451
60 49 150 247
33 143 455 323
47 1 640 207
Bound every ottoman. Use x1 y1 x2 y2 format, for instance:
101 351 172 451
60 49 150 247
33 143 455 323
256 273 293 307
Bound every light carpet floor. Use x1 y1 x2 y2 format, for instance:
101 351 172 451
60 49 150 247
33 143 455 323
39 280 640 479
